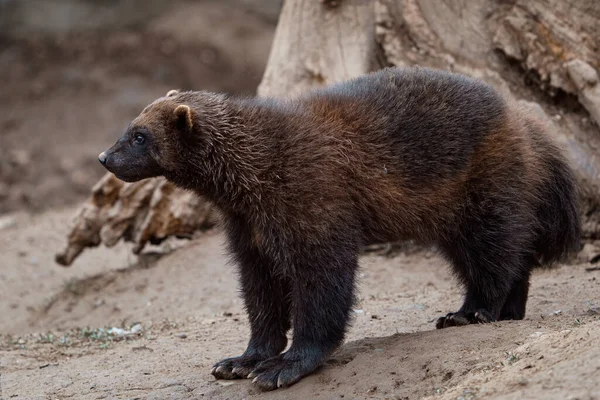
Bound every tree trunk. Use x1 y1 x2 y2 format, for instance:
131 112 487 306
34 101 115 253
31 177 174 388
56 0 600 266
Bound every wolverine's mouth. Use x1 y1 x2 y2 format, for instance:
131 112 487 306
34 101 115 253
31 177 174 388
113 172 145 183
98 155 146 183
109 166 148 183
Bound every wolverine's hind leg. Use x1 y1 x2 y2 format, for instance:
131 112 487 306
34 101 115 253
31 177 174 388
436 207 531 329
499 259 537 320
498 274 530 320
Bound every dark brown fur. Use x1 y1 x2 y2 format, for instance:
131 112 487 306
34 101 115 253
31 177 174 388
99 67 581 390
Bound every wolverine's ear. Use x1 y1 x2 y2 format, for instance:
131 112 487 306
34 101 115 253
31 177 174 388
174 104 193 133
166 89 179 97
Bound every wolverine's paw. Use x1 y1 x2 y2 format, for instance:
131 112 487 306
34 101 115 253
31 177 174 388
435 309 495 329
211 355 267 380
247 354 320 391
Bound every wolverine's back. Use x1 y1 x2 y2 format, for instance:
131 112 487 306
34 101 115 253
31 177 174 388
302 67 507 185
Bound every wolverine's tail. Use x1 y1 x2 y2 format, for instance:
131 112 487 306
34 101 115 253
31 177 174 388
534 147 581 265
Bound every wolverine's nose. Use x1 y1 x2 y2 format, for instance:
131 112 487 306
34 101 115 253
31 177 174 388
98 152 107 165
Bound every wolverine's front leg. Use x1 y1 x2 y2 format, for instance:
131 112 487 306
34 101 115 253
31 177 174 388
248 243 358 390
212 225 291 380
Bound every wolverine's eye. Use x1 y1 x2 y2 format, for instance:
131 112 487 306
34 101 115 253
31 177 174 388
133 134 145 145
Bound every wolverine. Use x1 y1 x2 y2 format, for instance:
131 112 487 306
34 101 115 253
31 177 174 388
99 67 580 391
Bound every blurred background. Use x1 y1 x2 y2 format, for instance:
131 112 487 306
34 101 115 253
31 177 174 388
0 0 281 215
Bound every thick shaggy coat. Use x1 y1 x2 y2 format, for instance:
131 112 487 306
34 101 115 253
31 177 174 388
99 67 581 391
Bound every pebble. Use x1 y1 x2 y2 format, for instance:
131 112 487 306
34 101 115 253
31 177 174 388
0 215 17 230
217 381 237 387
130 323 143 334
108 323 143 337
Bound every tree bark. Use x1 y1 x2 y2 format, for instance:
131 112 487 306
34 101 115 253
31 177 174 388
258 0 378 97
375 0 600 238
56 0 600 266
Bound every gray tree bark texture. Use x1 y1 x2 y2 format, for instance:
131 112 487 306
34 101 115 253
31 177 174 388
56 0 600 266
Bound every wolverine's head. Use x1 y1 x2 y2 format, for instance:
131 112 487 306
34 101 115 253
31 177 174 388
98 90 199 182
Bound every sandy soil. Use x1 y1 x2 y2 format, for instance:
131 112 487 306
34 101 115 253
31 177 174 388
0 207 599 400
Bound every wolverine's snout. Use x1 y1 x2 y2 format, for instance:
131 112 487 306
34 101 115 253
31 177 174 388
98 146 118 172
97 138 162 183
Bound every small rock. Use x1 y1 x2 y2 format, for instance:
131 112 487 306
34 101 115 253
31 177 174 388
108 327 127 337
130 323 143 334
217 381 237 387
222 311 233 317
175 333 187 339
108 323 142 337
0 215 17 231
566 59 599 88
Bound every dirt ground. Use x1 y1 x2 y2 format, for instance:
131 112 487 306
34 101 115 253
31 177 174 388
0 209 599 400
1 1 600 399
